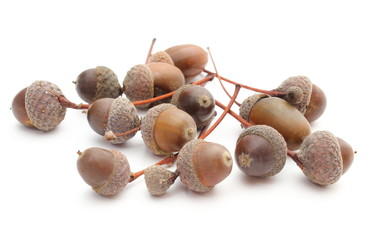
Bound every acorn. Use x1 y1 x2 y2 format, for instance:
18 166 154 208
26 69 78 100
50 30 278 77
87 97 140 144
239 94 311 150
74 66 121 103
77 147 131 196
141 104 197 155
235 125 287 177
304 84 327 123
276 76 312 114
123 63 184 108
296 131 344 185
148 44 208 83
144 165 178 196
171 85 216 129
12 80 66 131
176 139 233 193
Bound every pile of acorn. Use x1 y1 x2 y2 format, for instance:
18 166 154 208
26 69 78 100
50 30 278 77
11 39 355 197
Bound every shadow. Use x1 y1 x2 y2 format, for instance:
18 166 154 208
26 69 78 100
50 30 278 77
241 174 276 186
296 175 338 193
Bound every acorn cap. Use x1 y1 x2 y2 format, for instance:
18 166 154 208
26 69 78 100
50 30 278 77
237 125 287 177
105 97 141 144
93 150 131 196
176 139 213 193
140 103 177 155
94 66 121 101
25 80 67 131
239 93 269 123
297 131 343 186
148 51 174 65
276 76 312 114
123 64 154 108
144 165 176 196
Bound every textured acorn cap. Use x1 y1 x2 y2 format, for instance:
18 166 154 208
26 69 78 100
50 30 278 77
297 131 343 186
276 76 312 114
123 64 154 108
239 93 269 123
93 150 131 196
140 103 177 155
237 125 287 177
148 51 174 65
144 165 177 196
104 97 141 144
176 139 213 193
25 80 66 131
93 66 121 101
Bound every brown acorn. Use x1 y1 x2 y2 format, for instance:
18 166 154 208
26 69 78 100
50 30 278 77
77 147 131 196
87 97 140 144
235 125 287 177
171 85 216 129
12 80 66 131
75 66 121 103
123 63 185 108
176 139 233 193
141 104 197 155
149 44 208 83
239 94 311 150
276 76 312 114
297 131 343 185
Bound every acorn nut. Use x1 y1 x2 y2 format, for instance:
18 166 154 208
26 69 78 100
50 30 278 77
235 125 287 177
75 66 121 103
297 131 343 186
176 139 233 193
87 97 140 144
12 80 66 131
77 147 131 196
240 94 311 150
141 104 197 155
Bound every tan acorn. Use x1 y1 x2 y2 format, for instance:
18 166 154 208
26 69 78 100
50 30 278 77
123 63 184 108
148 44 208 83
239 94 311 150
141 103 197 155
12 80 67 131
176 139 233 193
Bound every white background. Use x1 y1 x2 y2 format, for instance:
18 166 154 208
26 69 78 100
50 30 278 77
1 0 365 239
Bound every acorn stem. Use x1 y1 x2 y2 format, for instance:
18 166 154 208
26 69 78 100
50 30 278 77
145 38 157 64
129 154 178 183
199 84 241 140
215 100 251 128
206 47 241 106
203 69 285 96
287 150 303 169
104 126 141 141
132 75 214 106
47 89 90 110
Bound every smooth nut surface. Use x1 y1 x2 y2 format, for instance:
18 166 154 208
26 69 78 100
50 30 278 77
192 141 233 187
337 137 354 174
148 62 185 93
153 108 197 153
12 87 34 128
249 97 311 150
87 98 113 135
165 44 208 81
77 147 115 188
235 134 276 177
75 68 98 103
304 84 327 123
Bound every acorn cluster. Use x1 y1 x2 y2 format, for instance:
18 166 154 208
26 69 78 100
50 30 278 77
11 40 355 197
